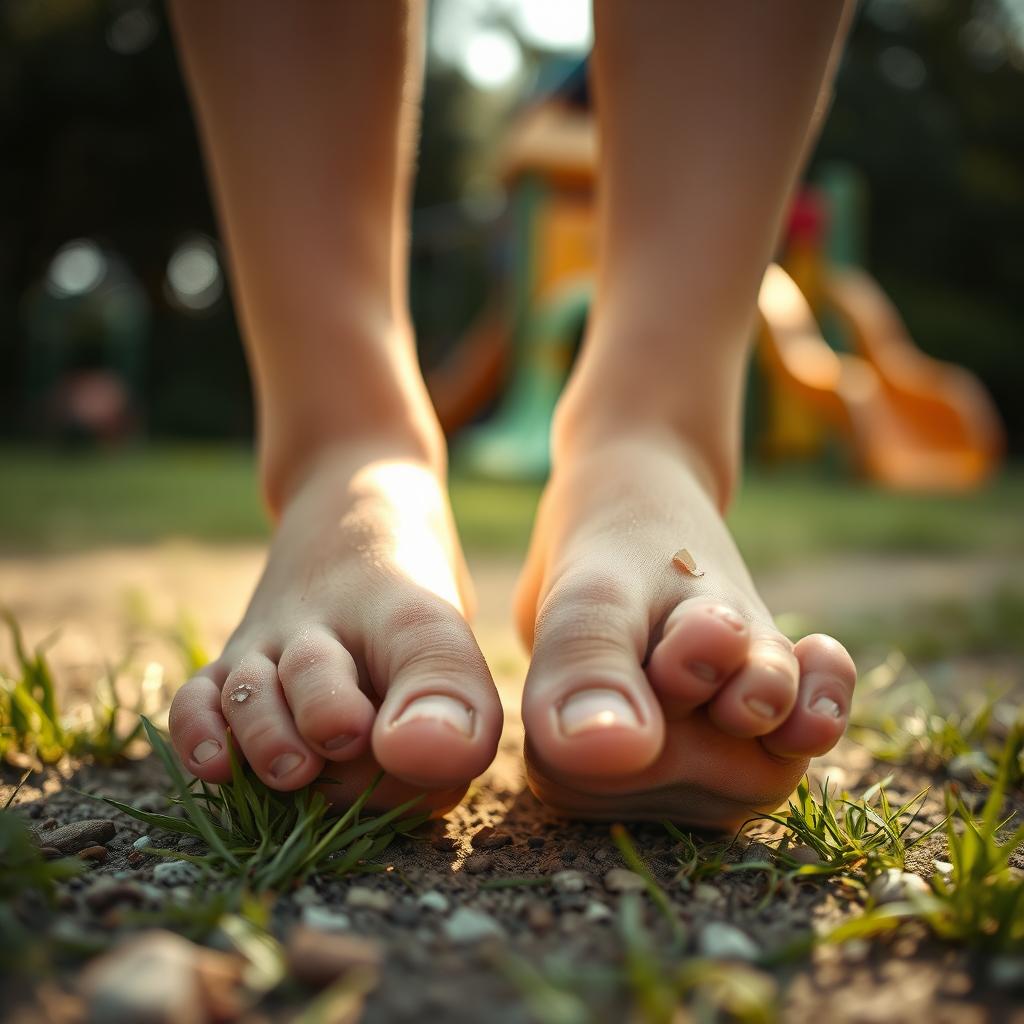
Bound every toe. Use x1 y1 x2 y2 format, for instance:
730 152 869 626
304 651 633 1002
761 634 856 759
522 573 665 778
707 627 800 737
169 664 232 783
221 652 324 790
369 598 502 790
646 598 751 714
278 627 376 760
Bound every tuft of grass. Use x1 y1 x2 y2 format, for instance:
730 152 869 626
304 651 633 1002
830 725 1024 954
611 824 685 943
756 776 943 880
0 613 151 765
848 652 1021 781
102 718 429 892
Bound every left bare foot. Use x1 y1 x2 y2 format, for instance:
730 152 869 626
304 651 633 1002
515 434 856 831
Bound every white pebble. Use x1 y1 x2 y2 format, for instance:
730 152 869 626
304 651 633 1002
868 868 929 906
345 886 393 912
132 836 153 852
302 905 351 933
699 923 761 962
417 890 450 913
603 868 646 893
152 860 202 886
583 901 612 922
292 885 321 907
551 870 588 893
442 907 506 944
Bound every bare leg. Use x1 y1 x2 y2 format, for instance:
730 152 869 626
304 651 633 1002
167 0 501 811
517 1 857 827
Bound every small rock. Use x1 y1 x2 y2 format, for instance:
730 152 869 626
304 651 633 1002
39 846 63 860
80 929 243 1024
526 903 554 932
417 890 450 913
152 860 202 886
443 907 506 944
292 885 321 907
526 837 545 849
785 845 824 866
389 901 420 927
134 790 167 813
741 842 776 865
603 868 646 893
583 901 612 923
989 956 1024 992
302 905 352 933
286 926 382 988
132 836 154 852
127 850 147 868
39 819 116 855
430 835 458 854
869 869 929 905
948 751 998 783
79 845 109 863
472 827 512 851
177 836 205 853
551 869 588 893
84 880 146 914
462 854 491 875
693 883 725 907
345 886 393 912
699 923 761 962
933 860 954 876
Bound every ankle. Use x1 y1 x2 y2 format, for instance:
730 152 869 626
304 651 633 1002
550 385 740 510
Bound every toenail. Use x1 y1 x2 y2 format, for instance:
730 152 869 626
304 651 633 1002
811 694 843 718
391 694 474 737
270 752 304 779
712 607 746 632
558 688 640 736
191 739 221 764
744 696 778 719
323 734 359 751
687 661 719 683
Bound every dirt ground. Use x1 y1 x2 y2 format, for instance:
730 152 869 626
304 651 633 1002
2 544 1023 1023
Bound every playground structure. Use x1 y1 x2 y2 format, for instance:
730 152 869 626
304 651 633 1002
436 84 1003 490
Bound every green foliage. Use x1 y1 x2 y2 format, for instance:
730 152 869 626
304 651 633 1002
102 718 428 892
759 776 942 880
830 726 1024 954
0 612 145 765
850 652 1023 783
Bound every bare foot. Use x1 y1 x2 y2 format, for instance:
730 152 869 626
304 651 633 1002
169 444 503 814
516 434 856 831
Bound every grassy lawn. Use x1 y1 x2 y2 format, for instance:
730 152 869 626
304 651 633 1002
0 445 1022 568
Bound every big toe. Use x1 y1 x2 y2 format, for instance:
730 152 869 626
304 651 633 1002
370 600 503 790
760 633 857 760
522 574 665 778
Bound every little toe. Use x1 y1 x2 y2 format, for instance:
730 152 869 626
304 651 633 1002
646 598 751 713
221 652 324 790
707 629 800 737
278 627 376 760
761 634 857 760
522 575 665 778
169 664 232 783
371 601 502 790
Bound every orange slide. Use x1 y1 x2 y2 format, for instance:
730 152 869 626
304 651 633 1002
757 264 1004 491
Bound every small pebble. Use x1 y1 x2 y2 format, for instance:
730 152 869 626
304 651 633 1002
551 869 588 893
79 845 108 863
177 836 206 853
132 836 153 852
603 868 646 893
868 869 929 905
933 860 954 876
431 835 458 854
152 860 202 886
699 922 761 962
126 850 146 868
417 890 450 914
389 901 420 927
989 956 1024 991
39 846 63 860
526 903 554 932
462 854 491 875
292 885 321 907
693 883 725 907
785 845 824 867
302 905 352 933
84 880 146 913
443 907 506 944
741 842 776 865
345 886 393 912
583 901 612 923
472 827 512 851
287 926 382 988
39 819 116 855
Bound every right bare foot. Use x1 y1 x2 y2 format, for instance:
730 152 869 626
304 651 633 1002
168 444 503 814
